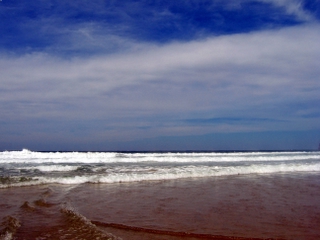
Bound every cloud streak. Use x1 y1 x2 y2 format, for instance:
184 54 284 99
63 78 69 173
1 24 319 143
261 0 313 21
2 0 318 55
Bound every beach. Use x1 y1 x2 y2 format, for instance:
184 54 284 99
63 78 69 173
1 172 320 240
2 2 320 238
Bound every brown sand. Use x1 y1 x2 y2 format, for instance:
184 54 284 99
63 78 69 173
1 173 320 239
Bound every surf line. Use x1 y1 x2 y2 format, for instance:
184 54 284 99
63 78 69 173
91 221 284 240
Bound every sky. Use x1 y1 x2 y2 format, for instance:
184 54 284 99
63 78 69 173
1 0 320 151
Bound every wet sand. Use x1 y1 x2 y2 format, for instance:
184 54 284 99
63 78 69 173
1 173 320 240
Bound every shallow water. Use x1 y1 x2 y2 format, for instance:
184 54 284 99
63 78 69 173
1 172 320 240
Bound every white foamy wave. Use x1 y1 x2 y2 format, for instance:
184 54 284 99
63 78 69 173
2 161 318 187
1 150 320 188
1 150 319 164
26 165 78 172
0 150 118 164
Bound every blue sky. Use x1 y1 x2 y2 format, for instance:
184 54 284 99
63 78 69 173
1 0 320 151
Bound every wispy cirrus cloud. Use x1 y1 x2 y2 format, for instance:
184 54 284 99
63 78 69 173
1 0 318 56
259 0 314 21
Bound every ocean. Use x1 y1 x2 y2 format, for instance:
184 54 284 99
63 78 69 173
1 150 320 240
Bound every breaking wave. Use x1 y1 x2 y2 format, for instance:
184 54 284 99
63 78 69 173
1 150 319 188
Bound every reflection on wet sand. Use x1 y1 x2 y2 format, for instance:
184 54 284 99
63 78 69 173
1 173 320 240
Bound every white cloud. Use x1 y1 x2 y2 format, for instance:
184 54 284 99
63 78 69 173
260 0 313 21
1 24 320 140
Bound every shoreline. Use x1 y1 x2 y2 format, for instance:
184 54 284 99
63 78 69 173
94 221 285 240
1 173 320 239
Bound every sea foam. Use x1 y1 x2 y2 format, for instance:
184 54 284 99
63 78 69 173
1 150 319 187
